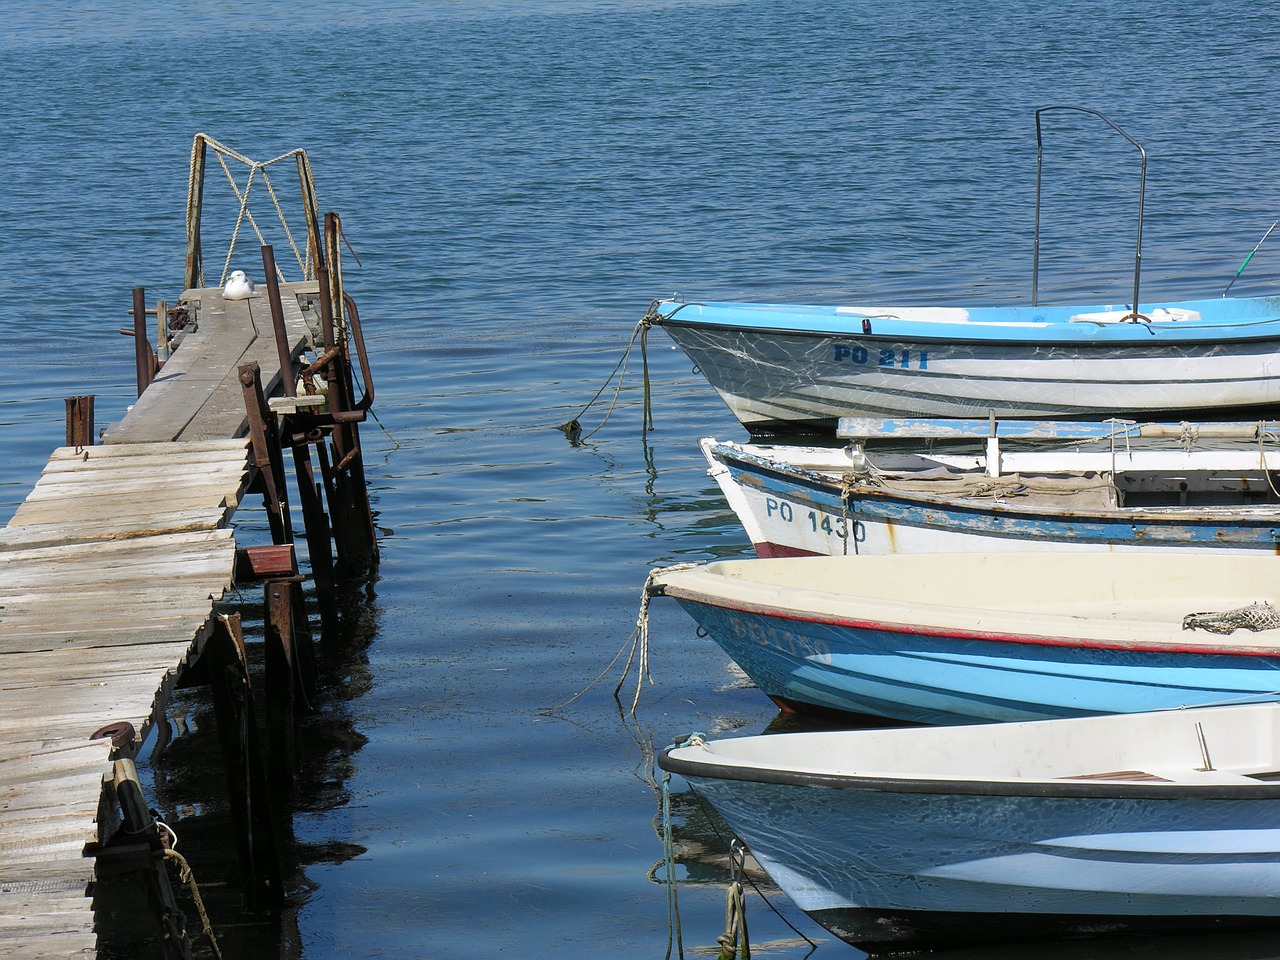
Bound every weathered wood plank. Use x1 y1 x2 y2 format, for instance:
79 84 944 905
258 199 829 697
47 437 249 461
105 282 314 444
0 283 304 953
0 509 232 548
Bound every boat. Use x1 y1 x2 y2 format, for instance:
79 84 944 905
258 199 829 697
648 107 1280 436
650 294 1280 435
658 701 1280 951
647 552 1280 723
701 418 1280 558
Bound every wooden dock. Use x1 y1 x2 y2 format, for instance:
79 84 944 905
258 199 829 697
0 266 360 955
0 438 251 959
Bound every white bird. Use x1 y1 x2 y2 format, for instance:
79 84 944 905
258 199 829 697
223 270 259 300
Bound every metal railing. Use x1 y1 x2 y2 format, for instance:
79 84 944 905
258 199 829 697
1033 106 1147 315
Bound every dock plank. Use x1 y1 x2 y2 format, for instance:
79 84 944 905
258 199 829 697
0 429 257 956
104 281 315 444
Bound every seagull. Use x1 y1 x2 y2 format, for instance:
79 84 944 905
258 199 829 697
223 270 259 300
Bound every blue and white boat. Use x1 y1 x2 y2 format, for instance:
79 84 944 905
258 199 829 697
701 419 1280 559
648 552 1280 723
659 701 1280 951
650 295 1280 435
651 107 1280 436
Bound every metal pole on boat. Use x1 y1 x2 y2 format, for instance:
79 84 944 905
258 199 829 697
1033 107 1146 315
1223 220 1280 297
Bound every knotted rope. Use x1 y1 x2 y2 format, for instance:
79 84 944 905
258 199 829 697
716 839 752 960
538 563 699 716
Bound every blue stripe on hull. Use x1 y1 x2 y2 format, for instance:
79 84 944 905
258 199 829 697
687 776 1280 949
679 602 1280 723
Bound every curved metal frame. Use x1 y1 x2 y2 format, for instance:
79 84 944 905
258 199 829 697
1033 106 1147 314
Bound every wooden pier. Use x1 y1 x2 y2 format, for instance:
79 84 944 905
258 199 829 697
0 136 377 958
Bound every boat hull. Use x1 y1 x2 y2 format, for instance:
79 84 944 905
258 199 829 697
703 439 1280 559
674 600 1280 724
653 553 1280 724
677 771 1280 950
655 297 1280 435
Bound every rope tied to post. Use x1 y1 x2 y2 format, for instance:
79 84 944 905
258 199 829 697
716 839 752 960
155 817 225 960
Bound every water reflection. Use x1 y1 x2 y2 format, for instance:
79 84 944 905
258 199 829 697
92 564 382 959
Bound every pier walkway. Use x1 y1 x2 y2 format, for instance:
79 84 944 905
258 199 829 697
0 278 317 957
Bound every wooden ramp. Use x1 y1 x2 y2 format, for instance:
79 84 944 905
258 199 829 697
106 280 316 444
0 438 253 957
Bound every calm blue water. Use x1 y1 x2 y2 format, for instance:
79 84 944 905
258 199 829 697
6 3 1280 958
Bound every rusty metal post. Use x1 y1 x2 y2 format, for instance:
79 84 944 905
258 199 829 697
204 613 284 910
132 287 155 397
314 253 379 579
259 245 297 398
64 395 95 447
263 578 298 795
291 443 339 633
239 362 293 546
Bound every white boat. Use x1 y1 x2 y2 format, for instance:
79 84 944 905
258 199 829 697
649 107 1280 436
648 551 1280 723
702 418 1280 558
659 702 1280 951
651 295 1280 435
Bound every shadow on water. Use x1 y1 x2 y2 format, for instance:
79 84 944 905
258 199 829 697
90 570 382 960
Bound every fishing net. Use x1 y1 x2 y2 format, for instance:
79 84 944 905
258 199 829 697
1182 601 1280 635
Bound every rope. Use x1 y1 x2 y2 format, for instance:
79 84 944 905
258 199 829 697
676 792 819 955
537 563 700 717
661 769 686 960
559 315 652 442
193 135 314 286
163 848 224 960
715 840 751 960
561 300 686 442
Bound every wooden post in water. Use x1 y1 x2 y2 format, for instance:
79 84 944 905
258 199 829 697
239 362 293 546
291 441 341 634
204 613 284 910
132 287 156 396
89 759 194 960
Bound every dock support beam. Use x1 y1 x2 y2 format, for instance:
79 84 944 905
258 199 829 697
240 362 293 546
90 759 194 960
205 613 284 910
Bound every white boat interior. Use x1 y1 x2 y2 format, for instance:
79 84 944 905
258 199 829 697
654 552 1280 650
673 701 1280 789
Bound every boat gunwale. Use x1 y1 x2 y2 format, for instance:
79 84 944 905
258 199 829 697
710 441 1280 531
658 745 1280 801
651 568 1280 657
654 298 1280 347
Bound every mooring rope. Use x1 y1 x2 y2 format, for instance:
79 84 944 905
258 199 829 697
537 563 700 717
156 823 224 960
716 840 751 960
559 315 652 442
661 767 687 960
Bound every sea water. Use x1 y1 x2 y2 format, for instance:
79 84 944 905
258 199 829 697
4 2 1280 958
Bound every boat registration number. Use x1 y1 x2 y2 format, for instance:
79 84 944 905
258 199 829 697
832 344 929 369
728 613 833 665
